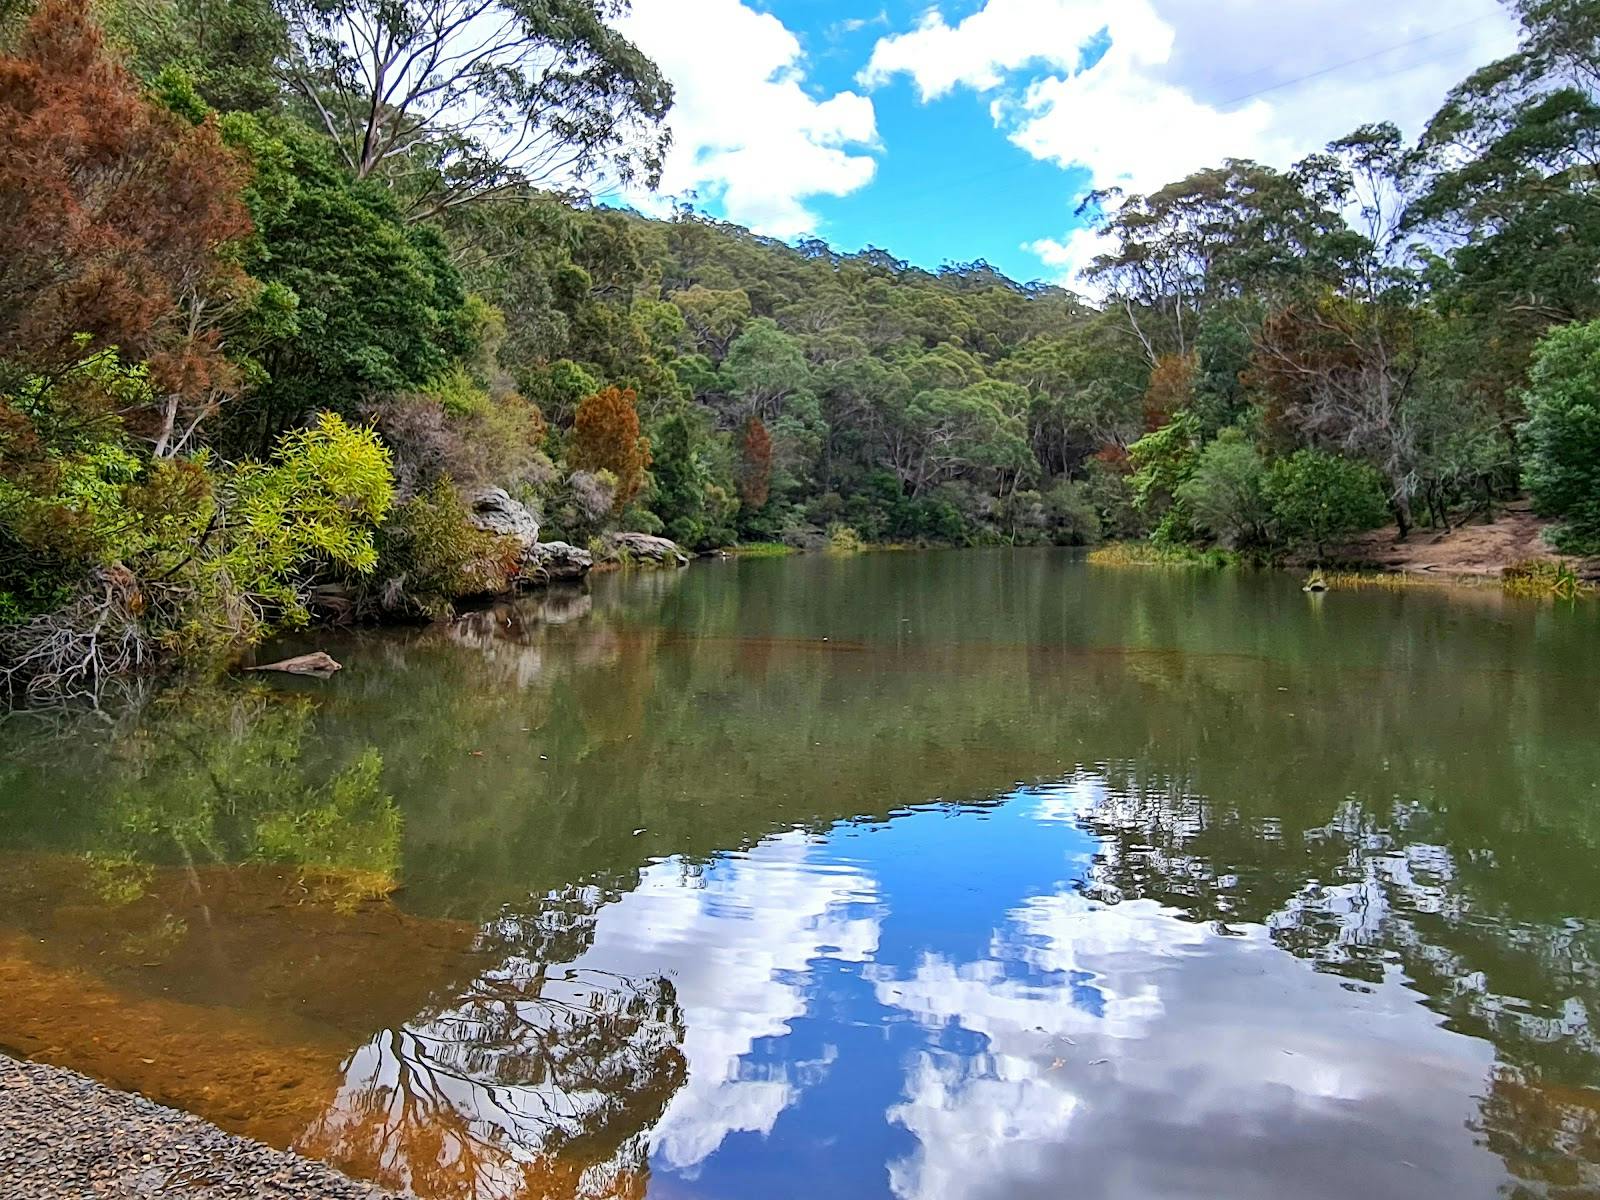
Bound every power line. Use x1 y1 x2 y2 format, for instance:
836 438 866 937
1210 13 1496 111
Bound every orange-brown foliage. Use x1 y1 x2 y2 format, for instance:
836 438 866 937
1142 353 1195 432
737 414 772 510
0 0 253 447
569 387 651 509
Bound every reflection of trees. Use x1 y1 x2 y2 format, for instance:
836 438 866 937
0 684 401 912
1071 773 1600 1196
299 883 686 1200
6 551 1600 1194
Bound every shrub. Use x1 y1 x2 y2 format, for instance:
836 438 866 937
1520 320 1600 554
370 391 549 496
826 523 864 554
1263 449 1389 559
1174 429 1271 549
370 482 521 619
1042 480 1102 545
1128 411 1201 544
542 468 616 544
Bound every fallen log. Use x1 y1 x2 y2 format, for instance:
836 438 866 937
246 651 341 676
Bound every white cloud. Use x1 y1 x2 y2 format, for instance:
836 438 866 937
308 832 883 1194
617 0 879 238
877 888 1501 1200
862 0 1520 283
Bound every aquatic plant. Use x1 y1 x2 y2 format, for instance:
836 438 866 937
1502 559 1595 600
826 524 865 555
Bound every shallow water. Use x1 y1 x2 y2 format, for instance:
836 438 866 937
2 550 1599 1198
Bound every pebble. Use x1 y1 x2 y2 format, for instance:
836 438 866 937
0 1055 409 1198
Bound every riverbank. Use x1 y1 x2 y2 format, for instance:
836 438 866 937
0 1056 404 1200
1089 503 1597 596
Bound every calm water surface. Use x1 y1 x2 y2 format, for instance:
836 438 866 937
2 550 1599 1199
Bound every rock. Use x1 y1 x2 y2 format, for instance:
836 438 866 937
462 489 594 587
603 532 691 568
527 541 593 582
464 487 539 550
246 652 341 676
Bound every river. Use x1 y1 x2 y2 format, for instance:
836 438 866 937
2 549 1598 1198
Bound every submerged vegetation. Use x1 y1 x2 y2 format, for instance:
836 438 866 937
4 0 1600 700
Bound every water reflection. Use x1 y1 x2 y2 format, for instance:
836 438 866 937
281 776 1528 1200
306 833 880 1196
1 551 1598 1197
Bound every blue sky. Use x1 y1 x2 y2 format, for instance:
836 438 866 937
616 0 1519 285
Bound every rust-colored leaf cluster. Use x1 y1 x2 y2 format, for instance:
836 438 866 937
737 414 772 510
0 0 253 447
569 386 651 509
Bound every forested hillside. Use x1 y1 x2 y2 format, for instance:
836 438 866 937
3 0 1599 699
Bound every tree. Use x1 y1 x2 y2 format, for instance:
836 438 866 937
1174 430 1271 550
0 0 253 455
99 0 288 113
723 320 811 422
1263 449 1389 559
737 415 772 511
570 386 649 508
278 0 672 217
1083 159 1347 363
219 113 475 452
1519 319 1600 553
1143 352 1194 431
1250 294 1424 534
1409 0 1600 385
649 408 735 549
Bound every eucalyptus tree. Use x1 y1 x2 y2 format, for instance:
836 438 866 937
1409 0 1600 339
278 0 672 218
1081 159 1348 364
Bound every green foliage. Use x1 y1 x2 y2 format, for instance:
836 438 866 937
372 482 521 619
1128 412 1202 544
218 413 393 603
1263 450 1390 558
1502 558 1595 600
101 0 287 113
826 523 865 554
1519 319 1600 553
648 409 737 550
1174 430 1272 549
218 114 475 452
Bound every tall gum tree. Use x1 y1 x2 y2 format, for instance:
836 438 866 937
279 0 673 219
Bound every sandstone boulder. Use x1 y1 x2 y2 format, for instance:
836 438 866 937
464 487 539 549
604 532 691 568
528 541 593 582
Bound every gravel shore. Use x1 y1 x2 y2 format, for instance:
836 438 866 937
0 1055 406 1199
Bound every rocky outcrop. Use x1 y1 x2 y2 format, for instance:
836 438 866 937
464 488 592 586
603 532 691 568
527 541 593 582
465 487 540 549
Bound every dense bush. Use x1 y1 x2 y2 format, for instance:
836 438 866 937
1520 321 1600 554
1175 430 1271 550
1263 450 1390 559
1 412 394 698
369 482 521 619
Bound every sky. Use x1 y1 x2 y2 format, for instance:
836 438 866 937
611 0 1521 286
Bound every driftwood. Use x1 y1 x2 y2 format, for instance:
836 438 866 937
246 651 342 676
